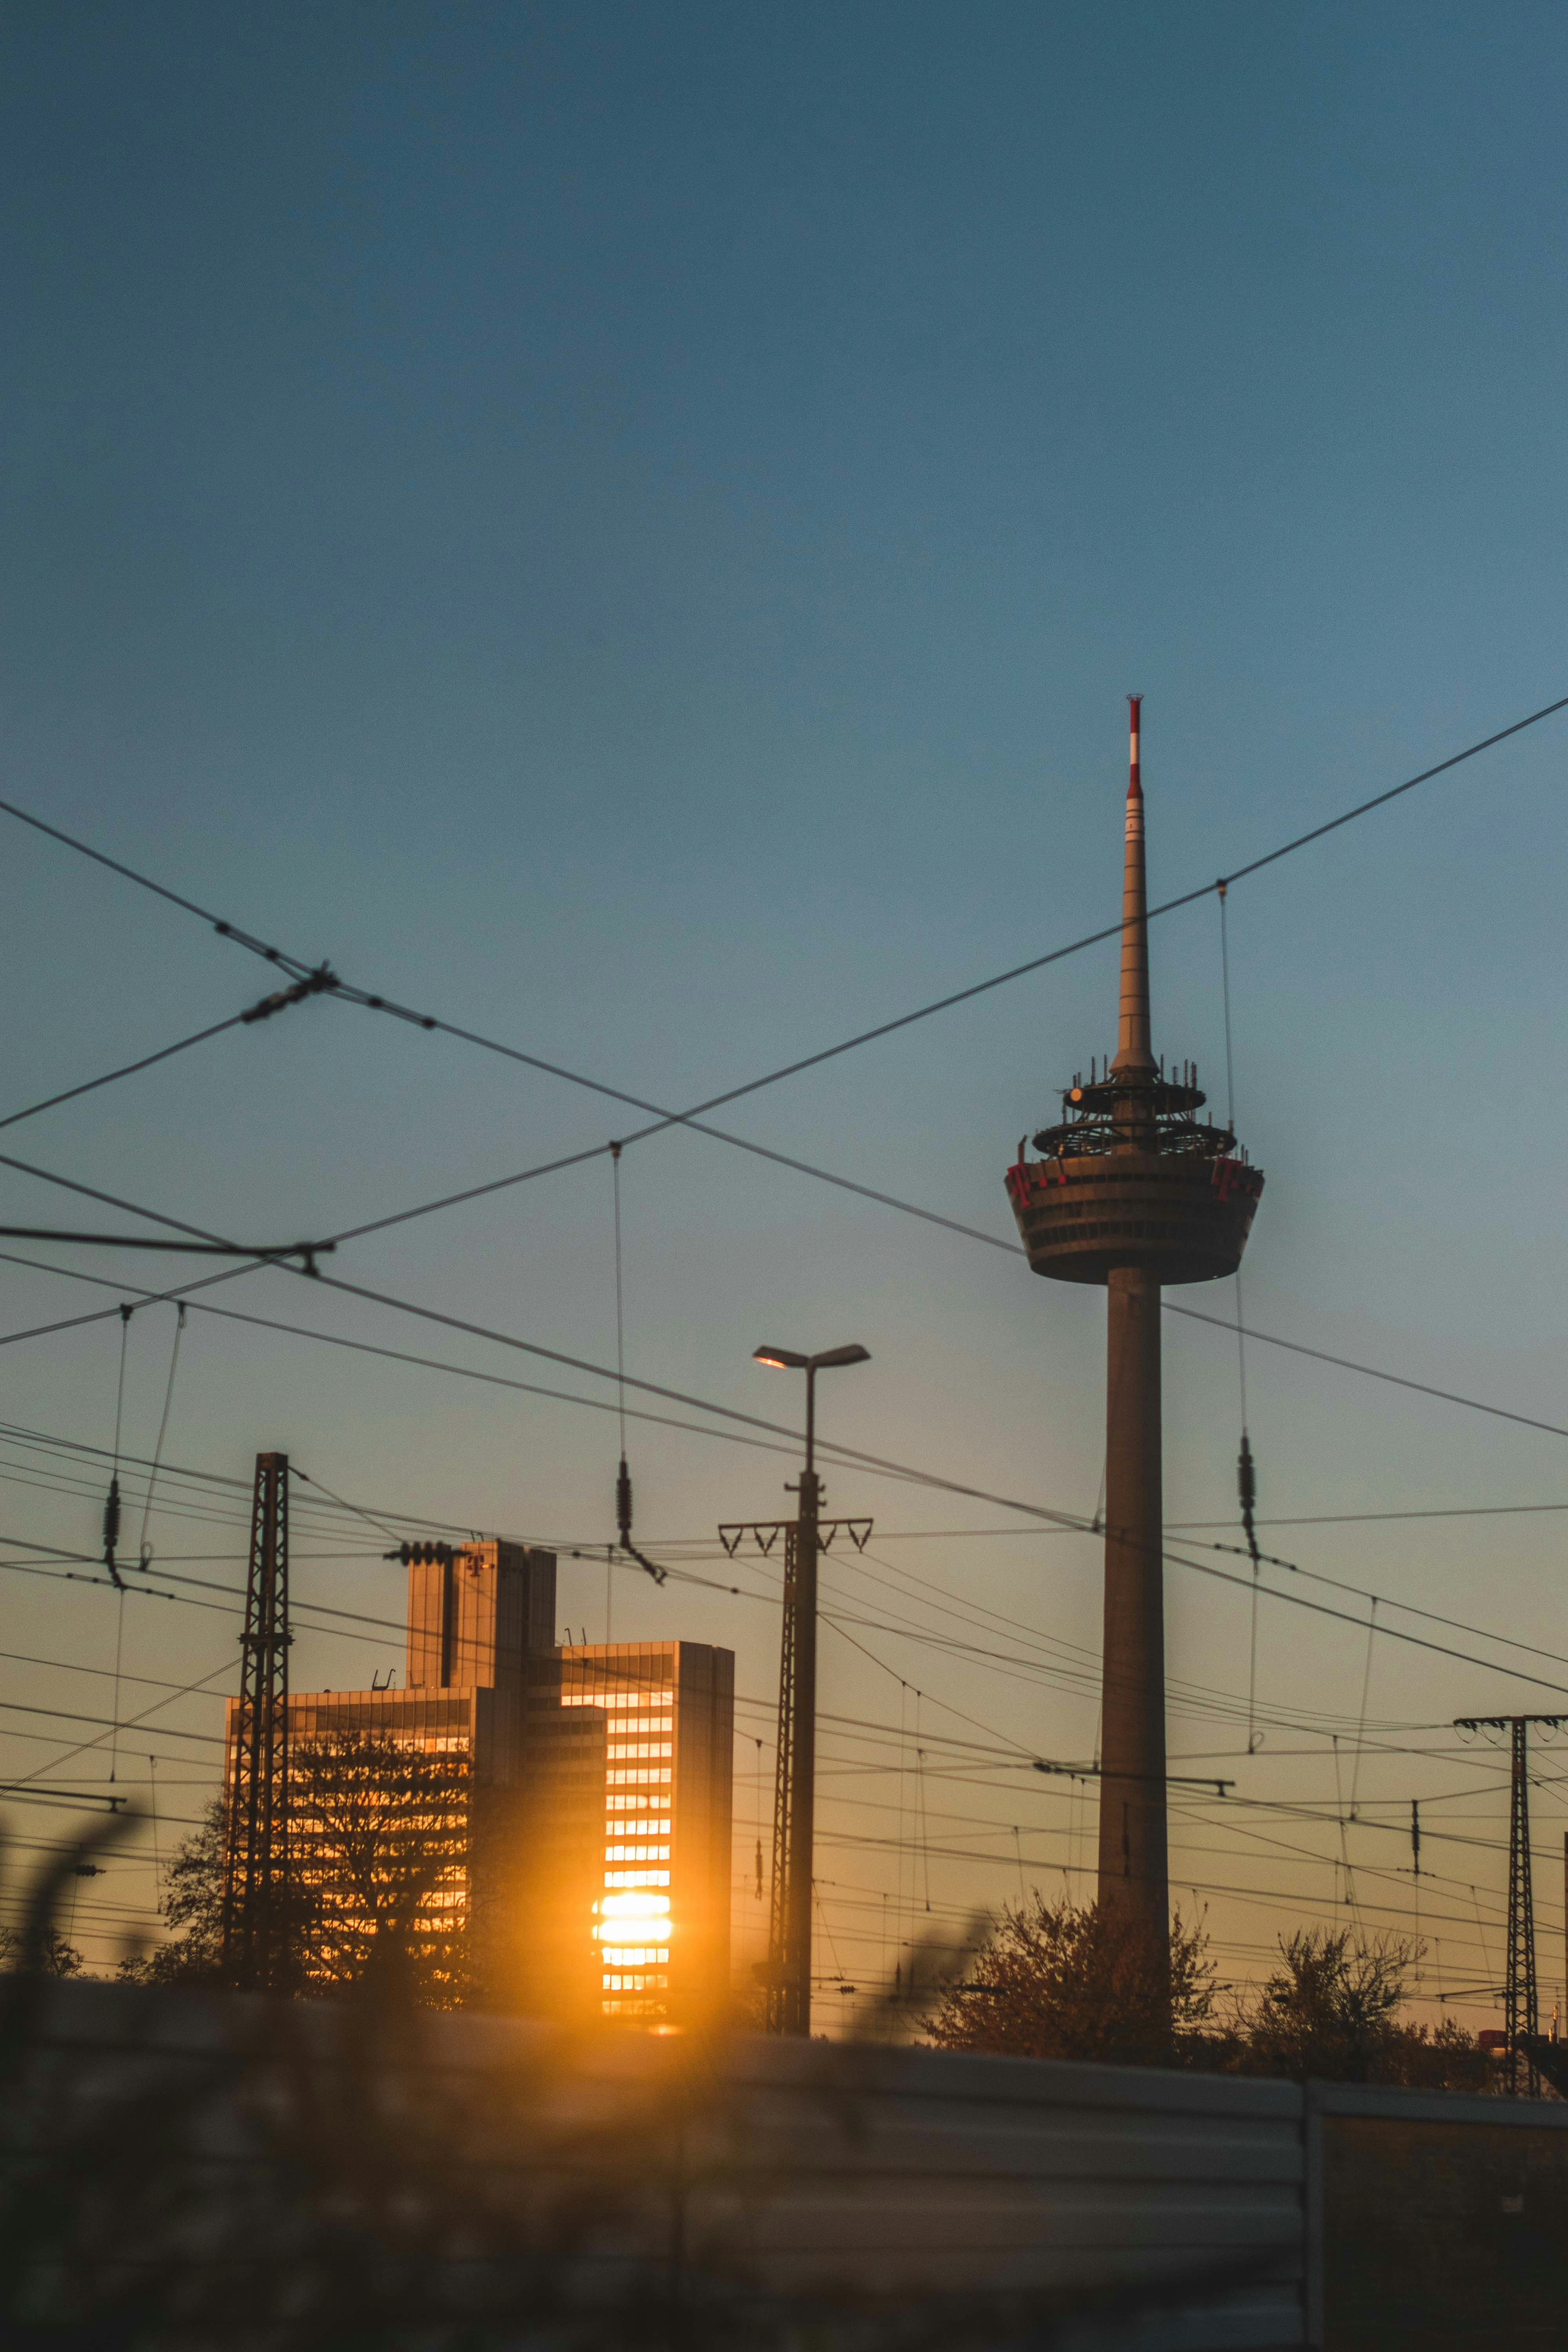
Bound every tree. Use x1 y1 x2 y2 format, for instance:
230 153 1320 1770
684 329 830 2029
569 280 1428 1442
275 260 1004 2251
290 1730 472 2004
924 1893 1214 2066
120 1798 228 1987
125 1733 476 2003
1230 1927 1489 2089
0 1921 82 1977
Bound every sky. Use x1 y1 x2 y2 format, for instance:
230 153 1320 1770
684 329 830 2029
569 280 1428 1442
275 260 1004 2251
3 0 1568 2025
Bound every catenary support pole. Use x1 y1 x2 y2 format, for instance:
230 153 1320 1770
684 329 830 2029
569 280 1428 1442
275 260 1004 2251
221 1452 291 1991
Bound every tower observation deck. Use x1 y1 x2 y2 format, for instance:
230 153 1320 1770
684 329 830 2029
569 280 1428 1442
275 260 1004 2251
1005 699 1263 1976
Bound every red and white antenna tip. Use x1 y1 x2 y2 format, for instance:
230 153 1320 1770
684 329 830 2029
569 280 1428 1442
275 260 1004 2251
1127 694 1142 798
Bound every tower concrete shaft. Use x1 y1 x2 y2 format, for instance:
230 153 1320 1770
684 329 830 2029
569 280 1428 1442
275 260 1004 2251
1100 696 1168 1944
1100 1265 1169 1942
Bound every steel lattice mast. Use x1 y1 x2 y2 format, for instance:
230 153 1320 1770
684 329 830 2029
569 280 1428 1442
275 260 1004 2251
221 1451 292 1991
766 1517 807 2034
1456 1711 1562 2096
1508 1720 1539 2096
1007 703 1265 1989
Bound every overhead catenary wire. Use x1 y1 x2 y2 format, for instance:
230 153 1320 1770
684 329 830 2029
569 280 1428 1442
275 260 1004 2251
5 689 1565 1155
0 1014 251 1136
0 1402 1542 1863
105 1305 134 1784
13 1109 1566 1477
136 1304 186 1566
0 1146 332 1274
1218 880 1263 1751
15 1139 1568 1643
8 1017 1568 1473
2 1539 1541 1979
25 1221 1568 1706
5 1321 1568 1563
10 1292 1568 1706
9 1507 1537 1832
605 1145 663 1587
5 693 1567 1993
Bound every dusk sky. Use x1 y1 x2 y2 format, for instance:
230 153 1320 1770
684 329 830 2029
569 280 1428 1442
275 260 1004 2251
4 2 1568 2014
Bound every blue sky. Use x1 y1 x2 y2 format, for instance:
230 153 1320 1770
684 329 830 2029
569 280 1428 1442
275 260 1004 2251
3 2 1568 2014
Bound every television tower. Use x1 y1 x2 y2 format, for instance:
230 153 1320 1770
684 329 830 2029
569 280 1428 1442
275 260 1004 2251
1006 701 1264 1973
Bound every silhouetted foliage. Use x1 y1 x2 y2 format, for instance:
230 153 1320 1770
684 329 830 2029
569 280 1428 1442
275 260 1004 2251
923 1893 1214 2065
118 1797 228 1987
290 1729 472 2002
123 1734 478 2002
0 1920 83 1977
923 1900 1494 2092
1225 1927 1491 2090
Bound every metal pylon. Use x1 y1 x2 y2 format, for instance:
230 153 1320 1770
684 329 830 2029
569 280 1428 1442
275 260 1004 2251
1507 1718 1539 2096
221 1452 292 1990
764 1521 800 2034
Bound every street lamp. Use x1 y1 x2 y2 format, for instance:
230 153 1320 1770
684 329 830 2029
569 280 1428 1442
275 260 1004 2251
752 1342 870 1490
751 1339 871 2034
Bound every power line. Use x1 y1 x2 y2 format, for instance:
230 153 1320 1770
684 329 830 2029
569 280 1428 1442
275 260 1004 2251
13 1228 1568 1717
5 1019 1567 1481
0 1181 1093 1519
0 1248 946 1485
1164 1301 1568 1443
0 1015 249 1134
14 1142 1568 1628
6 689 1565 1208
0 1147 331 1271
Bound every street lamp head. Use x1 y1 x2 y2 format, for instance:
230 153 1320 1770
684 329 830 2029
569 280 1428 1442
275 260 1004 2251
753 1343 871 1373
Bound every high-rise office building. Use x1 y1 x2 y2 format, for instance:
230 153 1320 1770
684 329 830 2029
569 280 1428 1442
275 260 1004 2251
228 1540 606 2011
226 1546 735 2024
534 1641 734 2023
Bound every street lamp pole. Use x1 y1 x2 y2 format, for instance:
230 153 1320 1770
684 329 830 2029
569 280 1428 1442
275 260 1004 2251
753 1341 869 2034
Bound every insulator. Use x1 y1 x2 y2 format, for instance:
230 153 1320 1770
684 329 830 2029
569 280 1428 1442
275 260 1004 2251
616 1457 633 1548
102 1475 121 1566
1238 1432 1259 1563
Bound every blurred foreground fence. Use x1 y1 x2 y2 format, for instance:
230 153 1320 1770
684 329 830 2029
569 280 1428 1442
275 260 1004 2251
4 1976 1567 2348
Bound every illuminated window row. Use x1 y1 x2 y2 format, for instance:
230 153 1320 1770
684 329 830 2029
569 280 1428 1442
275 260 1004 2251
562 1690 673 1710
603 1973 668 1992
607 1766 671 1787
599 1945 670 1965
604 1844 670 1862
603 1868 670 1888
605 1800 670 1823
607 1741 672 1761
